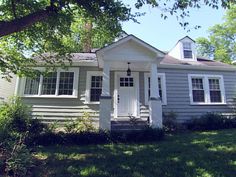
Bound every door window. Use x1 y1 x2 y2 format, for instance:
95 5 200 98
120 77 134 87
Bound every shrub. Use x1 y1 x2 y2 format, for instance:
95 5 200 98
163 111 178 132
64 112 95 133
31 128 165 146
187 112 236 130
0 97 45 176
5 135 33 177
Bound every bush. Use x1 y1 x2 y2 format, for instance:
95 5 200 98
64 112 95 133
163 111 178 132
187 112 236 130
0 97 45 176
30 128 165 146
5 135 33 177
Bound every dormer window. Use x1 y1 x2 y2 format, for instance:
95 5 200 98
183 42 192 59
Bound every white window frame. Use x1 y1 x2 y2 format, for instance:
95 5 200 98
188 74 226 105
85 71 103 104
183 42 193 59
144 73 167 105
21 68 79 98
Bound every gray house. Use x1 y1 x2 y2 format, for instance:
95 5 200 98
13 35 236 130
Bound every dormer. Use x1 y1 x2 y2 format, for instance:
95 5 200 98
168 36 197 61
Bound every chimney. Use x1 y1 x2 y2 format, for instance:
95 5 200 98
82 21 92 52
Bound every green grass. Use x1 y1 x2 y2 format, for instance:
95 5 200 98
33 129 236 177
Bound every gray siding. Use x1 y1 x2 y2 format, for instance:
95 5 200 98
22 67 102 126
20 66 236 124
160 68 236 122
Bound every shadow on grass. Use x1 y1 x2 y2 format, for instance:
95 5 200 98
32 129 236 177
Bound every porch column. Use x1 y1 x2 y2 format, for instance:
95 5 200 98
99 62 111 131
149 63 163 128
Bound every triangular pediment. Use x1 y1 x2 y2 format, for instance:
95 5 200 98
96 35 165 67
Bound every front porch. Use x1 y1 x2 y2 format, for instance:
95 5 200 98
96 35 165 131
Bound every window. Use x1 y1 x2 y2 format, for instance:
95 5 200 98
86 71 103 104
191 78 205 102
144 73 167 105
23 69 78 97
90 76 102 102
59 72 74 95
209 78 222 103
183 42 192 58
41 72 57 95
24 76 40 95
120 77 133 87
188 74 225 104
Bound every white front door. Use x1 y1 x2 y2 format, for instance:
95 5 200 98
115 72 139 117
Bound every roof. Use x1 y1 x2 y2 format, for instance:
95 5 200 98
33 52 97 63
161 55 235 68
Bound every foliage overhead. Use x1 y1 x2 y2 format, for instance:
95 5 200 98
196 5 236 64
0 0 234 77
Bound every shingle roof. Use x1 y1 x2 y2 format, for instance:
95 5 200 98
71 53 97 62
161 55 235 68
34 51 235 69
34 52 97 63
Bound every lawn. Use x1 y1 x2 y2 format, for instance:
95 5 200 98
33 129 236 177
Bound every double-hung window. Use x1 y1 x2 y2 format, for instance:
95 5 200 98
23 68 78 97
86 71 103 104
144 73 167 105
188 74 225 104
183 42 193 59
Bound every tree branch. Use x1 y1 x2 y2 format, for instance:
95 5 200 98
0 6 57 37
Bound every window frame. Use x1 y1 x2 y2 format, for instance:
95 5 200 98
144 73 167 105
85 71 103 104
22 68 79 98
188 74 226 105
182 42 193 59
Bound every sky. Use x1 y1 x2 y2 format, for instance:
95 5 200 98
122 1 226 51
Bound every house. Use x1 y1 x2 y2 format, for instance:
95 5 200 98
13 35 236 130
0 75 16 103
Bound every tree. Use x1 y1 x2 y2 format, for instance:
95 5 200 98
196 5 236 64
0 0 234 77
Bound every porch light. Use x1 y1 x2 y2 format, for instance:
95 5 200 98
127 62 131 76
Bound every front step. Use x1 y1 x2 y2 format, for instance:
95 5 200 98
111 120 149 131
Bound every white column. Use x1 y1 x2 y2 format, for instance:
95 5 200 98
150 63 159 99
149 63 162 128
101 62 110 96
99 62 111 131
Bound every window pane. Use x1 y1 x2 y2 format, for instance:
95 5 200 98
192 78 204 102
209 79 222 102
184 50 192 58
183 42 191 50
24 76 40 95
90 76 102 101
192 78 203 90
42 72 57 95
193 90 205 102
59 72 74 95
120 77 134 87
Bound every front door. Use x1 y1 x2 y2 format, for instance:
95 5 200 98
115 72 139 117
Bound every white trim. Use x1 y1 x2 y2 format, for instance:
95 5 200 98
20 68 79 98
144 73 167 105
85 71 103 104
114 72 140 118
188 74 226 105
